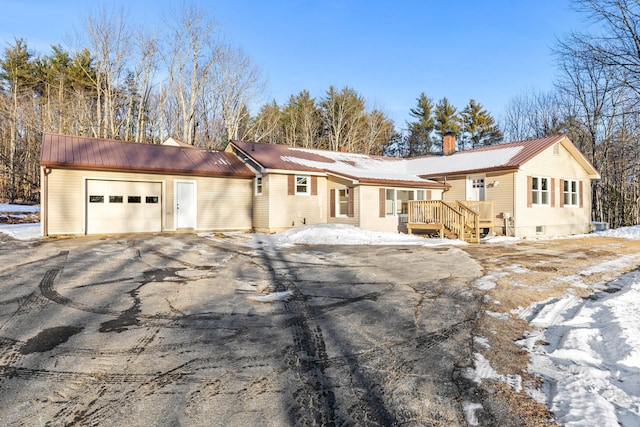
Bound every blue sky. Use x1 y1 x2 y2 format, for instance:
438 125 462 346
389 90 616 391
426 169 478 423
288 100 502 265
0 0 581 130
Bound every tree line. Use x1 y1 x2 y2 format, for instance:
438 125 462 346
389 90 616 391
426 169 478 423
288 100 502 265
499 0 640 228
0 3 502 203
2 1 639 230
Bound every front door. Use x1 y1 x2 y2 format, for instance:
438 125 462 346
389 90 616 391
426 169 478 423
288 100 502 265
468 175 486 201
176 181 196 229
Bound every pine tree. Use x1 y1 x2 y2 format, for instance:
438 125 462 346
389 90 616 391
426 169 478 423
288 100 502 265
460 99 503 149
434 97 461 148
404 92 435 157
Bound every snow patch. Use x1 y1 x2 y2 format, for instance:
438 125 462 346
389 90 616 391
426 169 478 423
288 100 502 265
462 401 483 426
248 291 294 302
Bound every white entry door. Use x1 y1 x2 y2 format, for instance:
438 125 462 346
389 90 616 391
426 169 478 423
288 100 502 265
467 175 486 201
176 181 196 229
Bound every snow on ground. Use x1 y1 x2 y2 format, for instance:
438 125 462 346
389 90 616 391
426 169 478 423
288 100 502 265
4 203 640 425
469 228 640 427
202 223 465 248
0 204 40 240
0 203 39 213
0 223 41 240
520 270 640 426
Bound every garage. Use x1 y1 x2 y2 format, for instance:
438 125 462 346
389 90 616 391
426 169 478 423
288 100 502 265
86 179 162 234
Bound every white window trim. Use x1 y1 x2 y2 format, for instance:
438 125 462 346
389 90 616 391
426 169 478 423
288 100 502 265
531 176 551 207
255 175 263 196
563 179 579 207
336 187 349 217
295 175 310 195
384 188 425 217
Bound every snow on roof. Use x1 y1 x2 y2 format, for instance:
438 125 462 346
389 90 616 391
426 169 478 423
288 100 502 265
405 145 525 176
282 148 437 184
232 135 599 182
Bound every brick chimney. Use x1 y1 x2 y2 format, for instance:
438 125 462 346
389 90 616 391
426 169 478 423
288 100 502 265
443 133 456 155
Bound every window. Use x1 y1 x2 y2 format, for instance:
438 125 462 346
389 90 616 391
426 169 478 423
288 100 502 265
384 188 422 216
295 175 309 195
146 196 159 203
109 195 123 203
397 190 414 215
89 195 104 203
255 176 263 195
564 179 578 206
128 196 141 203
337 188 349 216
385 189 395 215
531 177 550 206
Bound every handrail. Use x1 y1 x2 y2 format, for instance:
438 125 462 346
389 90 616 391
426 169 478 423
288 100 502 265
456 201 480 243
408 200 464 240
408 200 492 242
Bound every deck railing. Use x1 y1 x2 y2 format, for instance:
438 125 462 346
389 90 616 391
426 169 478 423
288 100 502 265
407 200 494 242
456 201 480 243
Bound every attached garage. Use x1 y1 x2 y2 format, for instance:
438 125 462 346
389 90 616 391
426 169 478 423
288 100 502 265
40 134 255 236
86 179 162 234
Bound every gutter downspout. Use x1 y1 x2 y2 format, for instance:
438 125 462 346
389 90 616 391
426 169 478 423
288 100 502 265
41 166 49 237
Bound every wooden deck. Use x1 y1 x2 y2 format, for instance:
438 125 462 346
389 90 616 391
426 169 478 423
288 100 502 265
407 200 494 243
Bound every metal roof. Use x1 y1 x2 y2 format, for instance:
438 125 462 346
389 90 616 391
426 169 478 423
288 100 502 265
40 133 254 177
407 135 600 179
230 140 446 188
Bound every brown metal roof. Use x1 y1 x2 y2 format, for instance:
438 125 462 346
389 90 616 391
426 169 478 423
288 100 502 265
412 135 600 179
40 133 254 177
230 140 446 188
231 140 329 171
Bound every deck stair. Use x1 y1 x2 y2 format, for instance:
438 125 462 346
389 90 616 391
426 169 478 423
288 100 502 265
407 200 494 243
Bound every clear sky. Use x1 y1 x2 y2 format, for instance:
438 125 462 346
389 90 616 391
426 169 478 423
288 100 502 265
0 0 581 131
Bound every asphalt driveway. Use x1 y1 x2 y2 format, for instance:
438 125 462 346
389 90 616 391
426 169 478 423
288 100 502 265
0 233 484 426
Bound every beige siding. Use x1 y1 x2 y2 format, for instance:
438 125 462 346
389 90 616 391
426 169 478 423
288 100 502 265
262 174 327 232
195 177 253 231
43 168 252 236
44 168 87 235
252 174 269 230
441 176 466 202
484 171 516 234
513 143 594 237
359 185 444 233
327 177 359 227
441 173 516 235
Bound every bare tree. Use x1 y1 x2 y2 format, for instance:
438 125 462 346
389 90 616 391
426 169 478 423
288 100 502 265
320 86 366 151
360 109 395 155
82 6 131 139
213 44 265 143
282 90 321 148
163 3 219 145
502 89 565 141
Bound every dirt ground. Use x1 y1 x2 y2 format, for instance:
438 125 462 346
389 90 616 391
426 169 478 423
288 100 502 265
461 236 640 426
0 231 638 426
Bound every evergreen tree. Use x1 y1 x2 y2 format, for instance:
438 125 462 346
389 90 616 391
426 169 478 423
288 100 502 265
434 97 461 149
404 92 435 157
0 38 37 202
460 99 503 149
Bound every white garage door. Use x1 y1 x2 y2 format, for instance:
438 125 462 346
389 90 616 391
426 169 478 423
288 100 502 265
86 180 162 234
